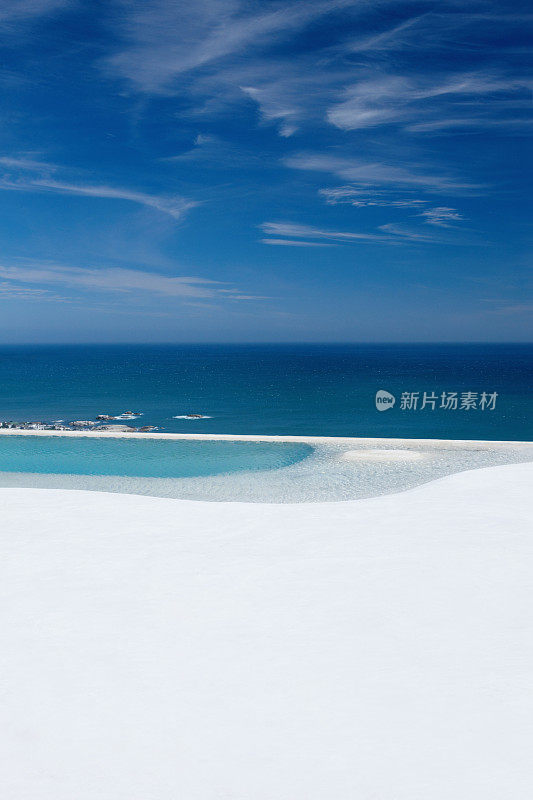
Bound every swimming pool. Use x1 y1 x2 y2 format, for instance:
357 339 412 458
0 433 531 502
0 435 312 479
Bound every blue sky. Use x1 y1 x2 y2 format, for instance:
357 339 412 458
0 0 531 342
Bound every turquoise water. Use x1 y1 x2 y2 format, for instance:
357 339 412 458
0 343 530 501
0 344 531 440
0 435 312 479
0 434 531 502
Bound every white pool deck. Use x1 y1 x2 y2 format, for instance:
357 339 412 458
1 458 533 799
0 427 531 447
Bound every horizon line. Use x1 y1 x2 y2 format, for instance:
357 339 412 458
0 341 532 347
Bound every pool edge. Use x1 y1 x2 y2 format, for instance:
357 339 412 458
0 429 531 448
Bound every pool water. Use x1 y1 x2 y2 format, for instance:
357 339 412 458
0 435 312 479
0 435 531 503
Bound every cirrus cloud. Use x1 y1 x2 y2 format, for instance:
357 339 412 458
0 262 264 302
0 157 198 221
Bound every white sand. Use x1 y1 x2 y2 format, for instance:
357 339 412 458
338 447 425 461
1 462 532 799
0 428 531 447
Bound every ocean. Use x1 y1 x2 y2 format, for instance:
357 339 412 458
0 343 531 441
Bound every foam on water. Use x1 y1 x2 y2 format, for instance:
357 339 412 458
173 415 213 420
0 435 531 502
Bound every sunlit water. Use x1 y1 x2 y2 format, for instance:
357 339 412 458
0 435 311 479
0 434 531 503
0 344 531 440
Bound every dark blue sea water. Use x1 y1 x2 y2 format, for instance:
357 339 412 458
0 344 531 441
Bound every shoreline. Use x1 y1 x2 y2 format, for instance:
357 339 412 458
0 428 530 448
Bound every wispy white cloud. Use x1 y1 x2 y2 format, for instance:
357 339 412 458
419 206 464 227
480 299 533 315
0 0 71 25
100 1 357 139
100 1 532 147
217 288 271 300
0 155 55 171
261 221 389 243
220 293 270 300
0 262 262 302
32 179 197 220
0 158 197 220
346 14 430 53
319 186 427 208
347 10 533 56
285 153 477 193
261 238 338 247
406 117 533 133
0 263 216 297
105 0 355 93
378 223 446 242
240 84 300 137
0 280 69 302
327 75 411 130
236 63 354 136
327 72 532 132
260 219 456 247
97 0 533 160
491 304 533 315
